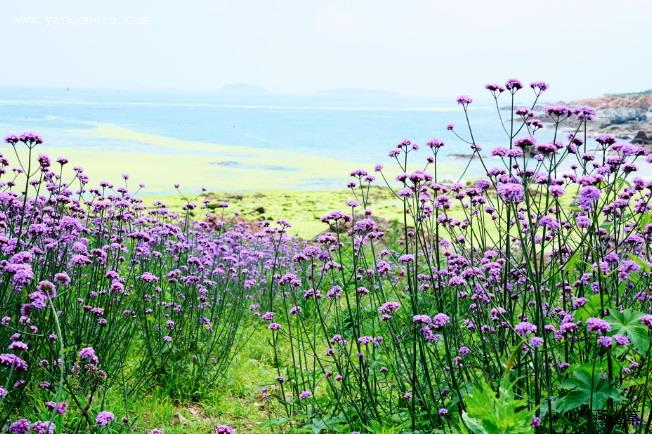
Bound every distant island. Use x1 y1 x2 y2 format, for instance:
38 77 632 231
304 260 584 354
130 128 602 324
317 88 401 97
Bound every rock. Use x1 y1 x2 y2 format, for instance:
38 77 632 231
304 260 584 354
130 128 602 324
253 206 265 214
631 130 652 145
171 413 189 425
547 91 652 140
600 108 647 127
328 220 353 233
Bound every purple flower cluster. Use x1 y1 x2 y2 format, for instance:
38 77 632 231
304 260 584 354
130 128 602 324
4 77 652 432
0 132 291 429
258 78 652 432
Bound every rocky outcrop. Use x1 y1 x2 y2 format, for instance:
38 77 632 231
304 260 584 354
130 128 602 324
568 91 652 146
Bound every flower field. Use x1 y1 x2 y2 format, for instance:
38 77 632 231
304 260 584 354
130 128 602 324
1 79 651 433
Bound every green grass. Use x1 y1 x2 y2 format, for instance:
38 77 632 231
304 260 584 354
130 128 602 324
106 327 281 433
199 188 405 239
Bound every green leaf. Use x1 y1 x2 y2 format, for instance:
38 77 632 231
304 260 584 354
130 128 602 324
555 365 626 413
606 309 650 354
627 253 651 272
462 412 493 434
462 375 535 433
574 294 602 322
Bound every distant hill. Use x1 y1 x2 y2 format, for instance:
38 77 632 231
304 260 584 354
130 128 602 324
318 88 401 98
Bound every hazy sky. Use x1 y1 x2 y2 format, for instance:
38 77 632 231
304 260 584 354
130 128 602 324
2 0 651 99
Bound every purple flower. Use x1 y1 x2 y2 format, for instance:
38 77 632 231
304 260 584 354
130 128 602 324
327 285 343 298
268 322 281 331
0 353 28 371
432 313 450 329
215 426 236 434
4 263 34 288
514 136 536 148
577 186 601 209
536 142 559 155
614 335 630 346
8 419 31 434
18 132 43 145
539 216 560 230
595 134 616 146
485 83 505 93
496 183 524 203
529 81 548 92
549 185 565 197
515 322 537 336
505 79 523 91
572 297 587 309
586 318 611 335
8 341 28 351
79 346 99 364
574 105 596 120
560 321 578 335
531 416 542 428
357 336 374 345
54 272 71 285
378 302 401 315
529 337 544 348
353 219 377 233
545 105 572 118
140 272 159 283
640 315 652 329
597 336 613 348
30 421 55 434
426 139 445 149
299 390 312 400
576 215 591 228
456 95 473 105
95 411 115 427
438 408 448 416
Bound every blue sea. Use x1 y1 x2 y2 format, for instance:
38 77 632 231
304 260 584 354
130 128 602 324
0 87 594 191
